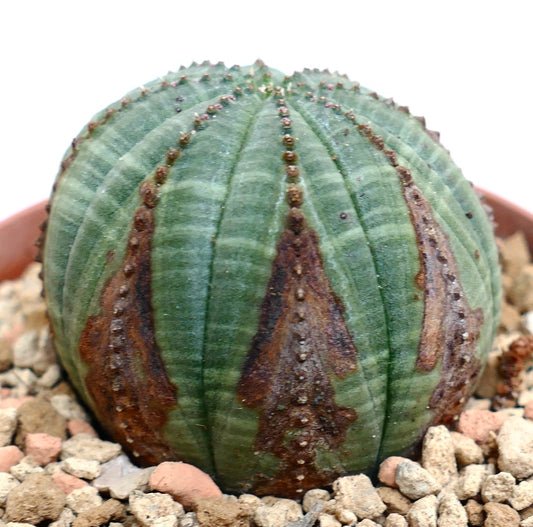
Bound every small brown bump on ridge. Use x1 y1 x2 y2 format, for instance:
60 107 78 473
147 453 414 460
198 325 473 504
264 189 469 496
104 108 117 121
286 185 304 208
282 151 298 164
155 165 170 184
282 135 296 149
140 181 158 208
87 121 99 134
286 165 300 179
287 208 305 234
178 132 191 147
133 208 151 231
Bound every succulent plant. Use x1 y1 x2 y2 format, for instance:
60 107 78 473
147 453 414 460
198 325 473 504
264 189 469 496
39 60 501 498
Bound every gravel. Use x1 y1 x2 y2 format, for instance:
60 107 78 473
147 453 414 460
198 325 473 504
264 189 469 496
0 231 532 526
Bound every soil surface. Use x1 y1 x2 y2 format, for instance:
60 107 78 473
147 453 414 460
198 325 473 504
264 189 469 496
0 231 532 527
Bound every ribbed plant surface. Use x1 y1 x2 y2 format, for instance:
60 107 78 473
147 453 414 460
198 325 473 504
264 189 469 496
41 61 501 497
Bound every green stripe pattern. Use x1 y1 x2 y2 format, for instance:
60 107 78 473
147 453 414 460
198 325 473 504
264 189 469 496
43 61 501 495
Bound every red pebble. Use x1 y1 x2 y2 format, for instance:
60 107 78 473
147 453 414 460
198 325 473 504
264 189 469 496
0 445 24 472
377 456 411 488
25 432 62 466
0 396 35 409
457 409 507 444
52 472 89 494
149 461 222 509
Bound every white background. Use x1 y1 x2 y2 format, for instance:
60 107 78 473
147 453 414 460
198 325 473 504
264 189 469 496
1 0 532 222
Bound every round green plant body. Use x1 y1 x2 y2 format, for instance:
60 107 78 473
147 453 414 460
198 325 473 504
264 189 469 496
41 61 501 498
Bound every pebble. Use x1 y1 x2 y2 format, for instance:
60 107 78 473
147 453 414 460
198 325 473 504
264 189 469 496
36 363 62 388
193 495 250 527
302 488 330 512
62 457 102 480
49 507 75 527
15 397 67 444
421 425 457 486
509 480 533 510
395 460 441 500
51 471 89 494
0 472 19 505
148 461 222 509
455 463 495 500
0 395 33 410
335 508 357 524
509 265 533 311
437 494 468 527
253 499 303 527
332 474 386 519
61 433 121 463
10 456 45 480
92 453 154 500
3 473 65 524
484 501 520 527
406 494 438 527
523 518 533 527
317 513 341 527
66 485 103 514
0 445 24 472
497 417 533 478
50 393 89 422
0 408 17 447
449 431 484 465
481 471 516 502
464 499 484 526
376 486 411 515
12 329 41 370
525 310 533 334
457 408 507 445
378 456 409 487
384 512 408 527
70 498 125 527
24 432 62 466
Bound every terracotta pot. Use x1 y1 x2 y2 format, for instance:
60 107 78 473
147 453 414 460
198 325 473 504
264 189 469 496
0 191 532 282
0 202 47 282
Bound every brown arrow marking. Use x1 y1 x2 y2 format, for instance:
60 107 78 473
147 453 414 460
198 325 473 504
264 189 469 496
237 207 359 498
79 180 179 466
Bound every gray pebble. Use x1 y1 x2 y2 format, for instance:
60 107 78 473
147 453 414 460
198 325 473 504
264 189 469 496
396 461 441 500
